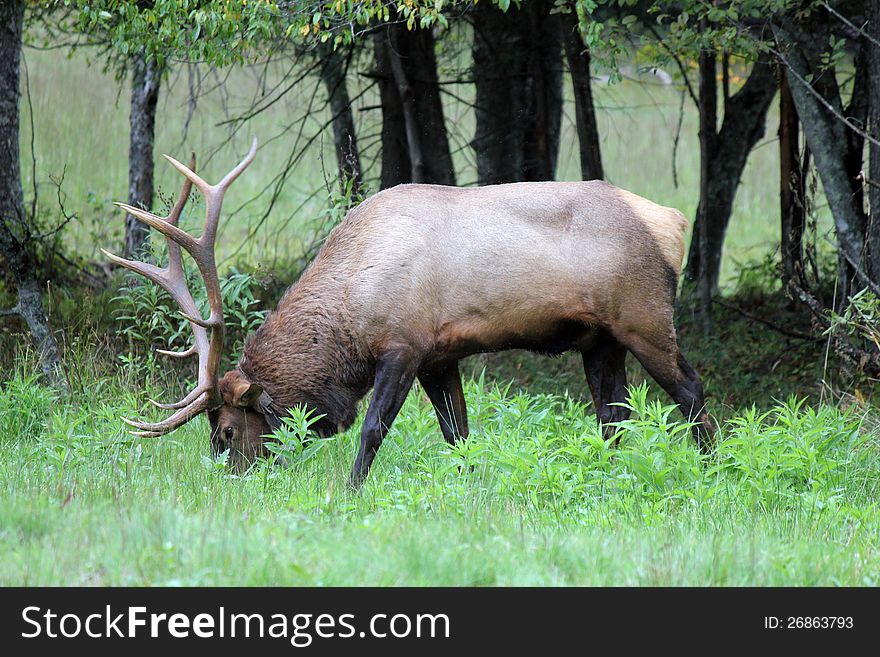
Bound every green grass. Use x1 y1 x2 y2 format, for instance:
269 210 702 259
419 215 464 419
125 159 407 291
1 360 878 586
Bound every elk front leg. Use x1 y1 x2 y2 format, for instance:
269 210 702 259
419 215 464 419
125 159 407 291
350 350 418 488
418 361 469 445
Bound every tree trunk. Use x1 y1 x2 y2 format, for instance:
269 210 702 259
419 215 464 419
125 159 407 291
695 46 717 331
373 29 410 189
0 0 63 384
522 2 562 182
685 60 778 297
387 25 428 183
126 49 161 258
773 21 868 300
840 45 869 306
318 43 362 195
374 21 455 187
868 0 880 283
561 10 603 181
472 3 524 185
779 68 806 290
471 0 563 184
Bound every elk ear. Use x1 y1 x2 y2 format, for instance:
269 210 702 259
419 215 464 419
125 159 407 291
220 370 263 408
235 382 264 408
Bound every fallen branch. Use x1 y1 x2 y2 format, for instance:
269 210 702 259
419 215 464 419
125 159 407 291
711 298 820 341
0 304 21 318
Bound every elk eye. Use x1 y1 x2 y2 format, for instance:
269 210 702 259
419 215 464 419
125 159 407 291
224 426 234 440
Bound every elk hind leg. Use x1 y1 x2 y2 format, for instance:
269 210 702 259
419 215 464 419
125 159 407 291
418 361 470 445
581 333 630 444
620 331 714 452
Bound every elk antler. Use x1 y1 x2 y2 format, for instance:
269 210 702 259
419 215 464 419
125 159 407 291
103 138 258 436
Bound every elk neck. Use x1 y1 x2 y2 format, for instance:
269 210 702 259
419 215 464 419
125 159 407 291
236 276 372 435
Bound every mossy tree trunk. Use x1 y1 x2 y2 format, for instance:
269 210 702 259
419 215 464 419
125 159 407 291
0 0 63 385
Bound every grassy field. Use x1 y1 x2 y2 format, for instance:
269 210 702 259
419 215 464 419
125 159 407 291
2 359 878 586
2 41 875 586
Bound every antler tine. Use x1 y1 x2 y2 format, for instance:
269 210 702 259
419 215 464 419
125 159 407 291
112 203 200 254
198 138 259 249
113 152 199 257
121 393 210 436
218 137 259 191
156 345 197 359
100 247 204 321
100 248 167 289
148 382 210 410
165 153 196 229
163 153 211 197
156 153 208 349
104 154 195 292
104 154 202 324
155 142 259 327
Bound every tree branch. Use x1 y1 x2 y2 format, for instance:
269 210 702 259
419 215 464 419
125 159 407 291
0 304 21 317
768 25 880 150
712 298 819 341
647 25 699 107
822 1 880 48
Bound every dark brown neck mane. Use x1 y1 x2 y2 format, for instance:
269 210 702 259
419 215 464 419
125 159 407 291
236 279 373 435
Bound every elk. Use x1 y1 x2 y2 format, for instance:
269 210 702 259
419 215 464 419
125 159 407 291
105 139 714 486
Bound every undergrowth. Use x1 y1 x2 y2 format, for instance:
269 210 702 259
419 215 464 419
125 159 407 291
1 355 878 584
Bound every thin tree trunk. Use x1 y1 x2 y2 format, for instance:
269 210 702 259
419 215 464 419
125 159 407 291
844 43 869 304
868 0 880 283
562 12 603 181
373 29 410 189
0 0 63 384
696 46 717 332
773 21 867 301
472 2 525 185
398 23 455 185
685 60 777 295
523 2 562 182
472 0 563 184
387 26 427 183
318 43 362 195
722 52 730 106
830 43 870 308
126 49 161 258
779 68 806 289
374 21 455 186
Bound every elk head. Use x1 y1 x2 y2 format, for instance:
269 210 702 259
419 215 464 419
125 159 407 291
102 139 272 470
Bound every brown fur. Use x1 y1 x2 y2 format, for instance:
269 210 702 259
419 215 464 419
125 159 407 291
209 180 711 474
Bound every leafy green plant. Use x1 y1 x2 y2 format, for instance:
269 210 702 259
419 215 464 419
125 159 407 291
0 369 57 444
825 288 880 383
731 252 781 298
201 448 230 474
827 288 880 351
112 264 268 361
263 405 330 467
219 268 271 353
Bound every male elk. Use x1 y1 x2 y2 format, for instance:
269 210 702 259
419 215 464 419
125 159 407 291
106 139 713 486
